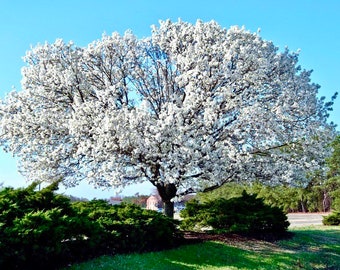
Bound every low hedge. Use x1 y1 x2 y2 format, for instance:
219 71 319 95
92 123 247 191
0 182 102 269
73 200 181 253
0 183 181 269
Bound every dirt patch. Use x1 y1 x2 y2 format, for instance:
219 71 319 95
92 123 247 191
181 231 293 252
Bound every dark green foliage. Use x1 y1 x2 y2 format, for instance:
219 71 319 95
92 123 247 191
73 201 181 254
323 211 340 225
325 135 340 212
326 135 340 178
180 191 289 235
197 181 336 213
0 182 102 269
326 177 340 211
0 183 182 269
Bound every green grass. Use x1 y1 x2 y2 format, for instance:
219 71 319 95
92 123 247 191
65 226 340 270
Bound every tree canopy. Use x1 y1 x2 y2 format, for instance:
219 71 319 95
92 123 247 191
0 20 336 216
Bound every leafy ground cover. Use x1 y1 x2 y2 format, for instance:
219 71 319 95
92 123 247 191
65 226 339 270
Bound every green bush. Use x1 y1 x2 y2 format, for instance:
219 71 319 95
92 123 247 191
0 182 103 269
180 190 289 235
73 201 182 253
323 211 340 225
0 183 182 268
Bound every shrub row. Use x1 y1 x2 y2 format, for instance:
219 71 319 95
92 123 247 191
0 182 181 269
72 199 181 254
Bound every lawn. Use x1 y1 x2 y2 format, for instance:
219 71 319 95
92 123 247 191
65 226 340 270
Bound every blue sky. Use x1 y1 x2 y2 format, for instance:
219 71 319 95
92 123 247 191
0 0 339 198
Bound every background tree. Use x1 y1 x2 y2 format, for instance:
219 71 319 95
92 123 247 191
326 135 340 210
196 181 331 213
122 194 149 208
0 20 336 217
323 136 340 225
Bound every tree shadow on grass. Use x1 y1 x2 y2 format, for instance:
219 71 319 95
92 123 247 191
151 229 340 270
149 241 296 270
66 228 340 270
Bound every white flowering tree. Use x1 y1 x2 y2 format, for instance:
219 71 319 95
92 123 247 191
0 20 336 217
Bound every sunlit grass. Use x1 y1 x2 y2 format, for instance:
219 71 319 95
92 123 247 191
65 226 340 270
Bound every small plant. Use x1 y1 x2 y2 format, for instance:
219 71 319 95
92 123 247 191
323 211 340 225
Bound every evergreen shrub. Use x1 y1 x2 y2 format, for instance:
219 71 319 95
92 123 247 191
72 201 181 253
323 211 340 225
180 190 289 235
0 183 182 269
0 182 102 269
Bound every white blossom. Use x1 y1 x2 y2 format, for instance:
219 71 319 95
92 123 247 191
0 20 336 206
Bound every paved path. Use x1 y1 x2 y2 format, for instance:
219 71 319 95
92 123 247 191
287 213 329 227
175 212 329 228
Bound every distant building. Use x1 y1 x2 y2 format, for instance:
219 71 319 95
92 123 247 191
146 195 161 210
146 193 196 212
109 196 123 205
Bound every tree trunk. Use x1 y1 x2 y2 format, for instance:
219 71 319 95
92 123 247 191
163 200 174 218
300 199 307 213
156 183 177 218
